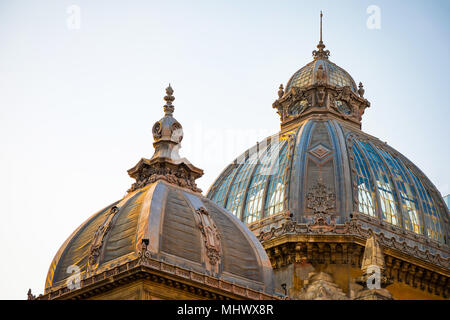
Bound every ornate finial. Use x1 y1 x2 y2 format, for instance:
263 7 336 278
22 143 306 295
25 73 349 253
312 11 330 60
278 84 284 98
127 83 203 194
358 82 365 97
27 288 36 300
163 84 175 116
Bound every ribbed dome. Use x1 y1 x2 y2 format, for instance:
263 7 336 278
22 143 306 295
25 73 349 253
44 85 275 297
45 181 274 294
206 118 449 248
286 59 358 93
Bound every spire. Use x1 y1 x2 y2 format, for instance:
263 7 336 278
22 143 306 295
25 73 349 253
320 10 323 44
151 84 183 159
163 84 175 116
127 84 203 193
313 11 330 60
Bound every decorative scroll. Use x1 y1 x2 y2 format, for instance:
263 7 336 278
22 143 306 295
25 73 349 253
87 206 120 271
194 207 222 273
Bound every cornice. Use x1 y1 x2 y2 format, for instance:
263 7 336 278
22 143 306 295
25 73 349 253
37 253 278 300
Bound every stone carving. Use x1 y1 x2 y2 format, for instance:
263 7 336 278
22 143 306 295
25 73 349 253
361 231 386 273
152 121 162 140
137 238 152 265
128 85 203 194
87 206 120 271
305 180 337 233
163 84 175 115
315 64 326 84
306 180 336 214
194 207 222 273
128 162 202 193
27 289 36 300
297 272 348 300
358 82 365 97
356 232 393 300
278 84 284 98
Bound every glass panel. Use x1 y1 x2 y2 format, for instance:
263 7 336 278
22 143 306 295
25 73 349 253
290 64 314 88
407 168 444 242
242 140 284 224
210 164 239 207
225 146 266 219
264 141 289 217
352 144 377 217
358 141 400 225
379 149 422 234
327 63 354 89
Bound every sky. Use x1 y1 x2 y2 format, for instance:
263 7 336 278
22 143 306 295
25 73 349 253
0 0 449 299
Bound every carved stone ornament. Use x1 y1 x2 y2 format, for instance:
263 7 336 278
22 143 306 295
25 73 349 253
27 289 36 300
297 272 348 300
306 180 336 215
128 161 202 193
194 207 222 273
87 206 120 271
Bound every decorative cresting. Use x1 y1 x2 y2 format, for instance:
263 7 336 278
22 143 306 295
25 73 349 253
87 206 120 272
272 13 370 129
194 207 222 274
128 85 203 193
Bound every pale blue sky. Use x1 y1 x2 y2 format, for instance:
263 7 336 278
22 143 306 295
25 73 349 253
0 0 448 299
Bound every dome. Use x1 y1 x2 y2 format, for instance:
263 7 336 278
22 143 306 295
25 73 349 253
45 181 274 294
285 58 358 93
204 13 450 300
206 119 449 248
44 85 275 297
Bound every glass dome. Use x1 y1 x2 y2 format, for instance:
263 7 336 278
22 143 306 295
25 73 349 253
285 59 358 93
206 119 449 244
